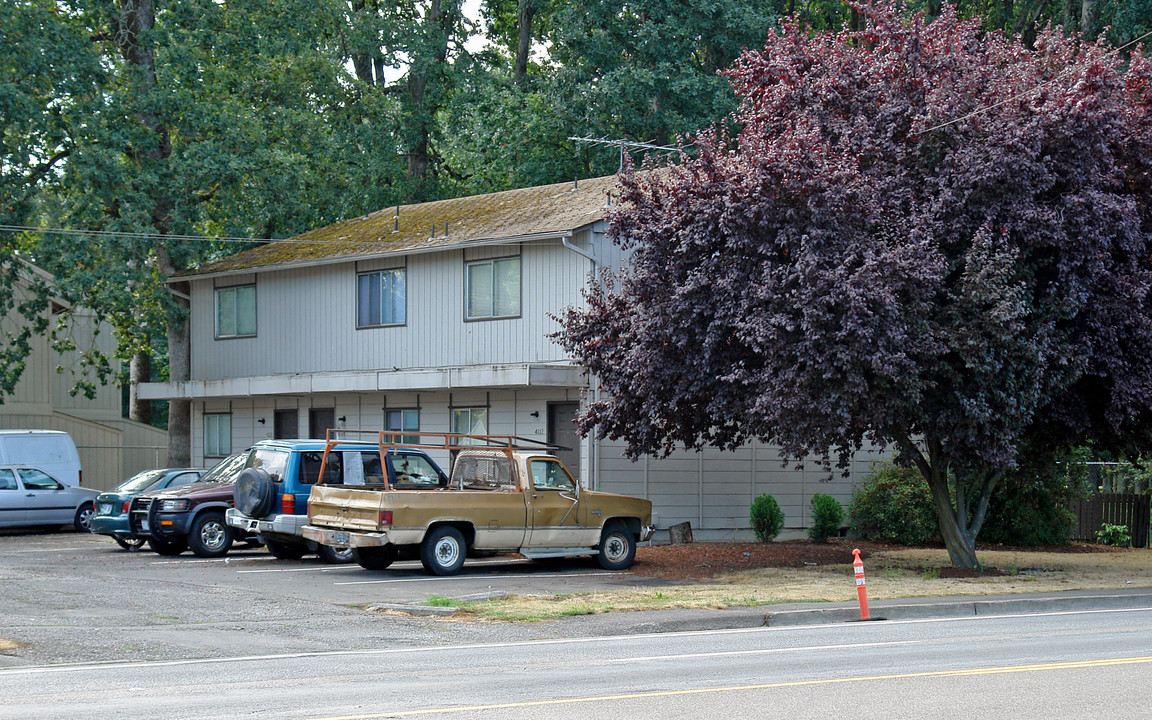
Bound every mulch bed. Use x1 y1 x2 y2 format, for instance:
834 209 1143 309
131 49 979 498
631 536 1119 581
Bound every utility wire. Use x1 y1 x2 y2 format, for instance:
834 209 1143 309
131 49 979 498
918 28 1152 135
0 224 407 246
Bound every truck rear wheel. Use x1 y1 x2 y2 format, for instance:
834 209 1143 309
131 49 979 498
597 522 636 571
265 538 306 560
353 546 397 570
420 526 466 576
317 544 354 564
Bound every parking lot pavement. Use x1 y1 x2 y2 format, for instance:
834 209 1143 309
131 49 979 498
0 530 671 667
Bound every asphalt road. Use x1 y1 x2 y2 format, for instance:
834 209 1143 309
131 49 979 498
2 604 1149 719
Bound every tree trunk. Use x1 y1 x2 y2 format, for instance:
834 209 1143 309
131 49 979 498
404 0 455 193
1081 0 1097 38
515 0 536 83
165 311 191 468
926 473 980 568
1063 0 1077 31
896 433 997 569
128 349 151 424
115 0 190 464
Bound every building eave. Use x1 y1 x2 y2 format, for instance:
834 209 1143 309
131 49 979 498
173 229 586 283
138 363 587 400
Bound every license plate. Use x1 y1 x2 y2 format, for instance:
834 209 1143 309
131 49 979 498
331 531 349 545
140 520 150 532
98 503 113 515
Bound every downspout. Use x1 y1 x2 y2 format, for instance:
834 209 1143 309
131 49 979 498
562 231 600 489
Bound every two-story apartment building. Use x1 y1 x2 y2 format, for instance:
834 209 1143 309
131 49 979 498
140 176 886 538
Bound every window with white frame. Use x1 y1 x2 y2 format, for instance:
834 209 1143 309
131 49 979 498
452 407 487 444
357 268 406 327
466 256 520 319
215 285 256 338
204 413 232 457
385 408 420 445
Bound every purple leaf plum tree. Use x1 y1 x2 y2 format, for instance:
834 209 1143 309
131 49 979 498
556 3 1152 568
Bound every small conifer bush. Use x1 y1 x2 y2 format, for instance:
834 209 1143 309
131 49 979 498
808 493 845 542
750 494 785 542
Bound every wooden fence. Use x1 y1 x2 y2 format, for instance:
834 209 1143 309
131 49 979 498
1071 493 1151 548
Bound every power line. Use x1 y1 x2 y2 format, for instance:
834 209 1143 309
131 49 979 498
0 224 268 245
0 224 405 247
918 28 1152 136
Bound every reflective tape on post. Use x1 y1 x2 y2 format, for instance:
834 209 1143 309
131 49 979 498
852 548 870 620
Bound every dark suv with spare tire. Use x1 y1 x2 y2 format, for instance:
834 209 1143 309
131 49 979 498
226 438 448 563
129 451 258 557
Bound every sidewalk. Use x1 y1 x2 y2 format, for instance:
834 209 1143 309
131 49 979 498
539 587 1152 636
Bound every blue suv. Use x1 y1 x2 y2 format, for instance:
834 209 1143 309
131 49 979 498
226 439 448 562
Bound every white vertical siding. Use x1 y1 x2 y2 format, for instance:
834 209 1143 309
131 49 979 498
192 238 593 380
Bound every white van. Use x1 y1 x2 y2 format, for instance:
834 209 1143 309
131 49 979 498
0 430 83 486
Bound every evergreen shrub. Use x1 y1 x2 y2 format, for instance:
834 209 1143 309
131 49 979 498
808 493 845 542
849 464 939 545
750 494 785 542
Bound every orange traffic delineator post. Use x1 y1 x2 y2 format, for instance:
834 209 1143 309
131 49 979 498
852 548 870 620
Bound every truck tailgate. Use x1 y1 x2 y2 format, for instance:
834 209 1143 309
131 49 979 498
308 486 387 532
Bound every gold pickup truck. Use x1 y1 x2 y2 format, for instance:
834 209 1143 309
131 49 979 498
302 433 655 575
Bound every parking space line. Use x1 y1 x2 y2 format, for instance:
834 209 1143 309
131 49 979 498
238 566 358 574
334 571 626 585
150 555 279 565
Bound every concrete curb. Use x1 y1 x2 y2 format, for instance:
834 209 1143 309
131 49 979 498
766 590 1152 627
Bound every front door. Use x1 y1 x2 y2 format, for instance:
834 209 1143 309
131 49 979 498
18 468 70 525
309 408 335 440
274 409 298 439
547 403 581 483
525 456 595 548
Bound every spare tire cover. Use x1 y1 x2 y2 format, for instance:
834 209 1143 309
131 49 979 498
235 467 276 517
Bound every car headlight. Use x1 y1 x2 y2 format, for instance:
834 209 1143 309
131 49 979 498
158 499 190 513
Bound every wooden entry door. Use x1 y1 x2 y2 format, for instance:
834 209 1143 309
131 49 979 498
547 403 581 483
309 408 335 440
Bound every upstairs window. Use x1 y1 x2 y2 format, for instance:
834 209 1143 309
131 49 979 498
358 268 406 327
215 285 256 338
466 257 520 320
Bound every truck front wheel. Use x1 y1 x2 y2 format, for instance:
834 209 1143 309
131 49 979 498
148 537 187 556
188 511 234 558
597 522 637 571
353 545 397 571
420 526 466 576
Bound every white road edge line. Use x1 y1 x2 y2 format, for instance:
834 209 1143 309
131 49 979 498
0 606 1148 676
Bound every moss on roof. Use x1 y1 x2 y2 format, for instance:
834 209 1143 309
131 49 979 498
184 175 619 278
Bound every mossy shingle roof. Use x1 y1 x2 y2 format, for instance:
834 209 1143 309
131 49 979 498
183 175 618 278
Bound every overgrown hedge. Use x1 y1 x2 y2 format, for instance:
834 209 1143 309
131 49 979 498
849 464 939 545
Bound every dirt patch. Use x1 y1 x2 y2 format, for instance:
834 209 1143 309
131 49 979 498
631 537 1127 581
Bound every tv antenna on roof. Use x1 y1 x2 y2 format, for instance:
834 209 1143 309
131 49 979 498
569 136 680 172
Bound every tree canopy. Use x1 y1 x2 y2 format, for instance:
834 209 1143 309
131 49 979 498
556 3 1152 567
4 0 1149 468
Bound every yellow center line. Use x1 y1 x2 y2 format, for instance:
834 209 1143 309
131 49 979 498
308 656 1152 720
